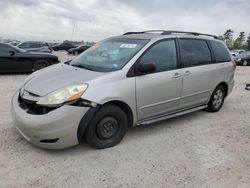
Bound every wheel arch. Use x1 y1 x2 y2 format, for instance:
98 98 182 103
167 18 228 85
77 100 134 142
217 82 228 97
103 100 134 128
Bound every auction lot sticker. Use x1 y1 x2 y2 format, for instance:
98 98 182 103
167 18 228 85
120 44 137 48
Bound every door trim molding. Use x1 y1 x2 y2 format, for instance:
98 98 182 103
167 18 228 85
139 97 181 110
181 89 211 99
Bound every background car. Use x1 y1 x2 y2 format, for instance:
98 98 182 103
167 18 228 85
231 49 245 56
17 41 52 53
0 43 59 73
7 41 20 46
52 42 76 51
235 51 250 66
68 45 91 55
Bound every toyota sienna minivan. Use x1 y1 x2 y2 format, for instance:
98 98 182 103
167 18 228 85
11 30 235 149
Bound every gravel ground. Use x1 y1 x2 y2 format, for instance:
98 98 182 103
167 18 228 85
0 52 250 188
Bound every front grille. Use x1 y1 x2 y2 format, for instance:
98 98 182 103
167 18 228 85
18 95 58 115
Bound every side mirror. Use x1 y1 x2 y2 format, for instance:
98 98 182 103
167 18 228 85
9 51 15 56
137 63 156 75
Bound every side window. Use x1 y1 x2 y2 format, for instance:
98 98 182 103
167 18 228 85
19 42 30 48
139 40 177 73
35 43 44 48
30 43 37 48
210 41 231 63
180 39 212 67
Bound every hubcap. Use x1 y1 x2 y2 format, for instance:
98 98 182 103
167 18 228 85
96 117 119 139
212 89 223 109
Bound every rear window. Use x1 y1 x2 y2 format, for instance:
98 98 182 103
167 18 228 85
210 41 231 62
180 39 212 67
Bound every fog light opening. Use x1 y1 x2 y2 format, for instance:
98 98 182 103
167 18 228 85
40 138 59 143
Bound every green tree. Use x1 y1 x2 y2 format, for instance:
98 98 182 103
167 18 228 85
223 29 234 49
233 32 245 49
246 33 250 50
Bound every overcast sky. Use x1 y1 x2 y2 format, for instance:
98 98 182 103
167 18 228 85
0 0 249 42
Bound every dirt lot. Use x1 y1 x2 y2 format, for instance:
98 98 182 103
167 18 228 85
0 52 250 188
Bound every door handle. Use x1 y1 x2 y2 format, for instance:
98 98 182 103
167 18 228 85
184 70 191 76
173 72 182 78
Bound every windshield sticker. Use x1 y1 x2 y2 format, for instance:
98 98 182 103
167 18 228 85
120 44 137 48
112 64 118 68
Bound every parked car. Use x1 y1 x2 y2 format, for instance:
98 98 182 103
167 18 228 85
235 51 250 66
11 30 235 149
0 43 59 73
17 41 52 53
231 49 245 56
68 45 91 55
52 43 76 51
8 41 20 46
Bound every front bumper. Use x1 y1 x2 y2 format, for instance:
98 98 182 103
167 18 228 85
11 90 90 149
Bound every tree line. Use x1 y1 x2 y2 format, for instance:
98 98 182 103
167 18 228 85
219 29 250 50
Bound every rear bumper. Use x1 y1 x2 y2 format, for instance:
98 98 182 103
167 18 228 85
11 90 90 149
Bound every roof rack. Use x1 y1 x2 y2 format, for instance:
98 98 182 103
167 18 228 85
123 30 219 39
161 30 219 39
123 30 166 35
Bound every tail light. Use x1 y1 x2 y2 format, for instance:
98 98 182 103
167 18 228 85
232 60 236 71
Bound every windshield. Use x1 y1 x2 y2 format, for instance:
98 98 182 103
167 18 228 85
69 38 149 72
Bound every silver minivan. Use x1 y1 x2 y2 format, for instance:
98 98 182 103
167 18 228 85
11 30 235 149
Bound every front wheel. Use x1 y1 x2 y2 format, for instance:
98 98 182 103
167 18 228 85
84 105 128 149
206 85 225 112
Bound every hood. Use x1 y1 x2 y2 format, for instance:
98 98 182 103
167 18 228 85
24 63 106 96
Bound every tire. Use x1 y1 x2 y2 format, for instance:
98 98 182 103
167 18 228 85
33 59 50 71
84 104 128 149
74 51 78 56
206 85 225 112
243 60 248 66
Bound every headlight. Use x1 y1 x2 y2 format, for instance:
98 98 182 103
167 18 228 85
37 84 88 107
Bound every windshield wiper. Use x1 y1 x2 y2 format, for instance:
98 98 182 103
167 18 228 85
71 64 93 70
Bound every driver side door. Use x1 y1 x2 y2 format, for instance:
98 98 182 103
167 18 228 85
135 39 183 121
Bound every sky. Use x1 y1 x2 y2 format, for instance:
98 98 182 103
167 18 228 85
0 0 249 42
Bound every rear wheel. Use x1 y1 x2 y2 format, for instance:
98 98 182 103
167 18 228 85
206 85 225 112
84 105 128 149
33 59 49 71
243 60 248 66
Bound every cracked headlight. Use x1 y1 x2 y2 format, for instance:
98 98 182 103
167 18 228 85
37 84 88 107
